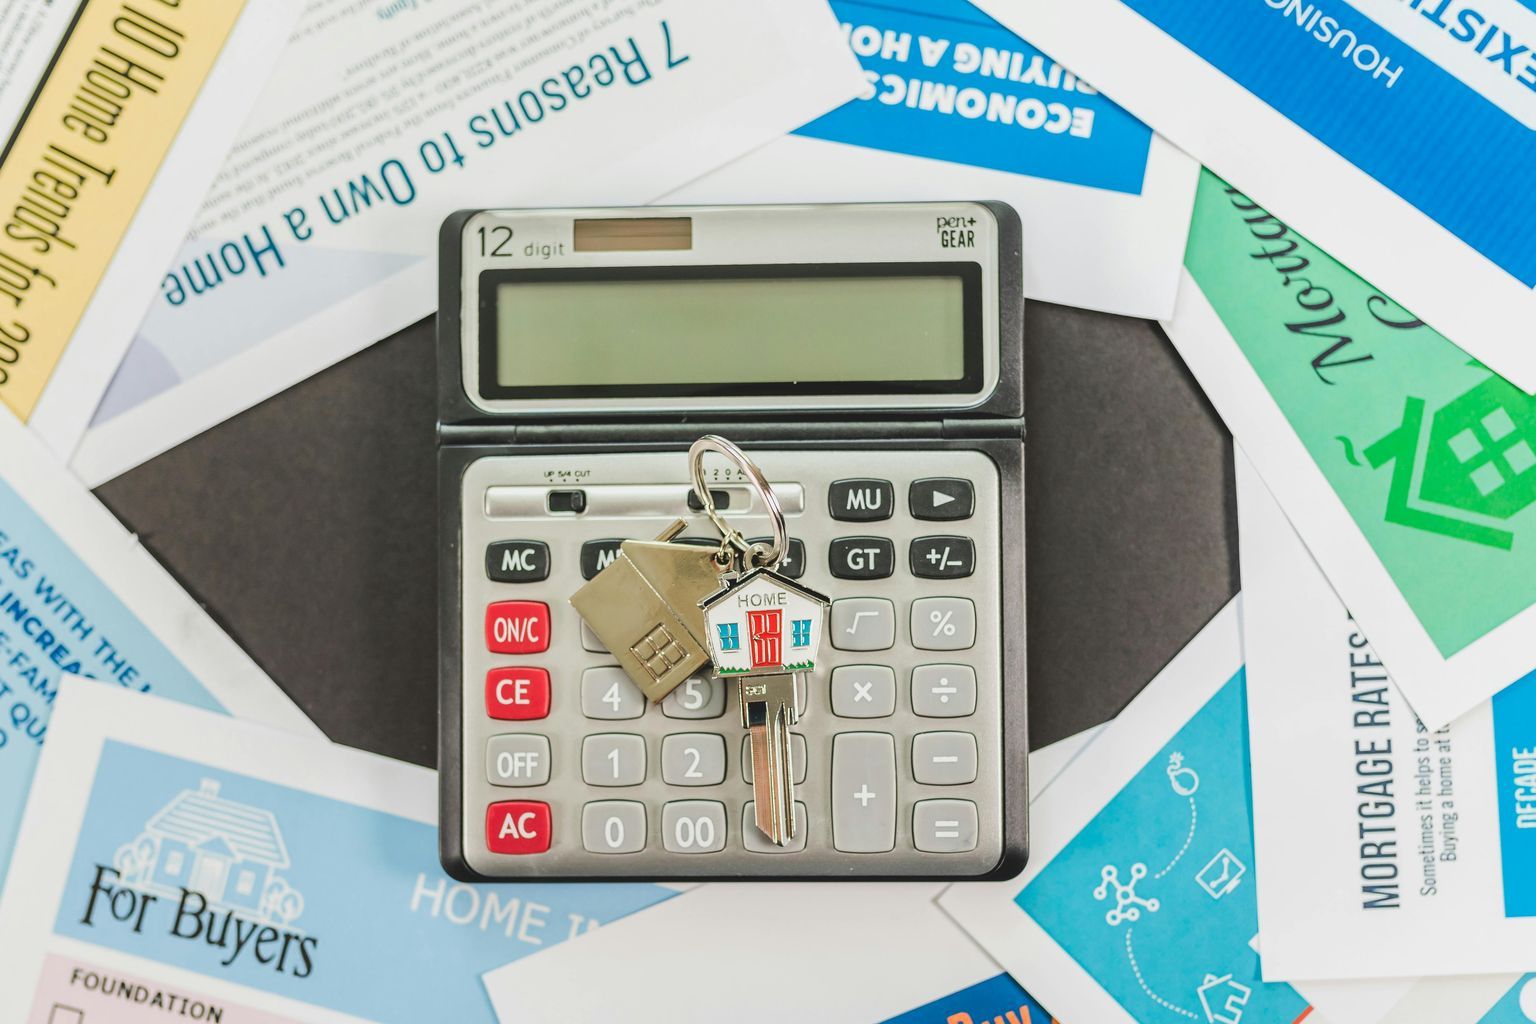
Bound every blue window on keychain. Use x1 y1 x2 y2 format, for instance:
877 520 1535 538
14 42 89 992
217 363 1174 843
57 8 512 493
717 622 741 651
791 619 811 648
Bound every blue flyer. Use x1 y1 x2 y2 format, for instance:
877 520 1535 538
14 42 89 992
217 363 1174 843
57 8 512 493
0 413 313 887
971 0 1536 392
940 599 1318 1024
0 684 671 1024
667 0 1200 319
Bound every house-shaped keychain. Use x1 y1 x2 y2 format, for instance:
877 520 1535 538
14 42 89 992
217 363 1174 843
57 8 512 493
700 567 829 676
570 520 724 701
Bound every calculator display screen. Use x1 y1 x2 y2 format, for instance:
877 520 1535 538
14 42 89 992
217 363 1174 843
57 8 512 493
477 263 984 399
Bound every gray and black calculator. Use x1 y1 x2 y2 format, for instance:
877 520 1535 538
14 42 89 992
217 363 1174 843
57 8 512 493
437 202 1027 881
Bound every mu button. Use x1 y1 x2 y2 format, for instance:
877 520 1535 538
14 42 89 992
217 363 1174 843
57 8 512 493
829 479 894 521
486 601 550 654
486 801 551 854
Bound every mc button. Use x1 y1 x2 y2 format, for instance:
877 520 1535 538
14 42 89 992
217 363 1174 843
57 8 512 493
486 540 549 583
829 479 894 522
486 601 550 654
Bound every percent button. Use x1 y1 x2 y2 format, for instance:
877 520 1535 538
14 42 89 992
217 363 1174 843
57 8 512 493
911 597 976 652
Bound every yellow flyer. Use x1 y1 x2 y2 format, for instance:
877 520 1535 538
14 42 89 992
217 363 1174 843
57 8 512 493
0 0 302 458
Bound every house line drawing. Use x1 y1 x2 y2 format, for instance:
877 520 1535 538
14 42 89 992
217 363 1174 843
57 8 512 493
113 778 305 927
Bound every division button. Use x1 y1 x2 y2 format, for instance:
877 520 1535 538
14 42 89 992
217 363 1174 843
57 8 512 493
829 479 894 521
911 597 976 651
829 536 895 579
486 801 551 855
748 536 806 579
910 536 975 579
582 801 646 854
485 540 550 583
832 732 897 852
913 799 979 853
913 731 978 785
831 598 896 651
662 800 727 853
830 665 896 718
909 478 975 521
485 667 551 720
486 734 551 787
485 601 550 654
580 538 626 580
911 664 977 718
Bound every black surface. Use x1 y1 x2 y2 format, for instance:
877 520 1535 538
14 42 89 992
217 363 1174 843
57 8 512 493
94 301 1238 769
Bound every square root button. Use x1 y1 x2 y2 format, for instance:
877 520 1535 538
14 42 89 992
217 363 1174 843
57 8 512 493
831 598 896 651
913 799 978 853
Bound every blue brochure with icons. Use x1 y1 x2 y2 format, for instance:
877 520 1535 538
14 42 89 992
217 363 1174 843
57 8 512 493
0 684 672 1024
940 599 1318 1023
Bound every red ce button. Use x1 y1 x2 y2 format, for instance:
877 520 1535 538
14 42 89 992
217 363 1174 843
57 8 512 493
486 801 551 854
486 667 550 720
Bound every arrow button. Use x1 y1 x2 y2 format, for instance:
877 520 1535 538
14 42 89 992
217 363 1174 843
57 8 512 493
909 478 974 521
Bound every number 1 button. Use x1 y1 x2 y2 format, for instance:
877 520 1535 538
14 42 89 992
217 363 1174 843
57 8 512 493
486 601 550 653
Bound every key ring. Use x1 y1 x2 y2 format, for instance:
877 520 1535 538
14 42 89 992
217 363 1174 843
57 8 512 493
688 435 787 571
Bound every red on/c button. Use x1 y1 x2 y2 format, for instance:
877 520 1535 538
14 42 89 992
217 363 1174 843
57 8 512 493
487 801 551 854
486 667 550 720
485 601 549 654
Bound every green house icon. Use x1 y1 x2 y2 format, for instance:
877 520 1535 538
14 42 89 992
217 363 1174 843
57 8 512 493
1359 370 1536 551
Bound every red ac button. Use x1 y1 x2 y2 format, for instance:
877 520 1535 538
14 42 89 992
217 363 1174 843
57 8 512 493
485 601 550 654
486 801 551 854
486 667 550 720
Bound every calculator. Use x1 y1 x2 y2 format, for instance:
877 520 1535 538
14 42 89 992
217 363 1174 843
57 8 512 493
437 202 1027 881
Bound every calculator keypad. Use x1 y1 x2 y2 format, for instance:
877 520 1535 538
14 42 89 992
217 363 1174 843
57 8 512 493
458 449 1005 877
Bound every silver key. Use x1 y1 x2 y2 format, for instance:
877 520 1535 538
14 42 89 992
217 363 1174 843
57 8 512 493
738 672 800 846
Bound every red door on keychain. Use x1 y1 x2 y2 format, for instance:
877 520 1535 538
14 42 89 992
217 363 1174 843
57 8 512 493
747 609 782 669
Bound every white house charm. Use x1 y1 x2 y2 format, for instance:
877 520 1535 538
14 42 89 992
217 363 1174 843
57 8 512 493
700 567 829 676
